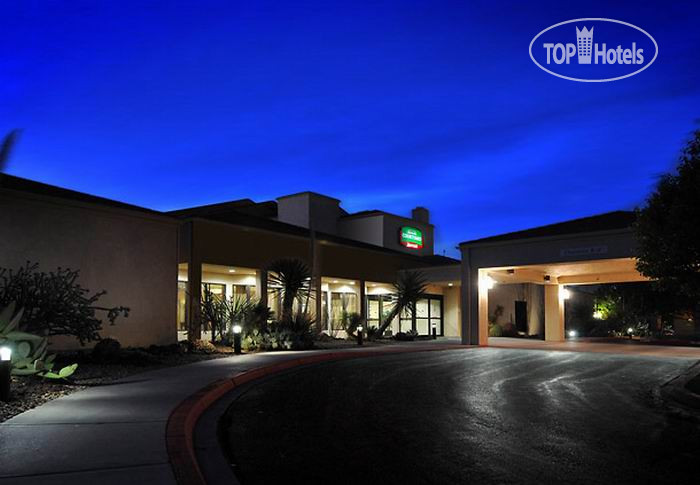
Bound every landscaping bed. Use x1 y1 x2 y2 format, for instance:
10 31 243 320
0 343 232 424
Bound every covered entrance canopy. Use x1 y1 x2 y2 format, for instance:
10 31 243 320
459 211 645 345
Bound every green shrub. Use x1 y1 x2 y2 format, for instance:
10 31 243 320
394 329 419 341
489 324 503 337
242 312 315 351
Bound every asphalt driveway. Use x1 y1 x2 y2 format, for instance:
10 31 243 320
223 348 700 485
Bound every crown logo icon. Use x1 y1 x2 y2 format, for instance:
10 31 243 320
576 26 594 64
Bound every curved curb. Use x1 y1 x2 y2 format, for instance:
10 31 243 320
166 344 468 485
660 360 700 411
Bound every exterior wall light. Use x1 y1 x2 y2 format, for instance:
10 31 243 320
0 346 11 402
232 325 242 354
568 330 578 338
480 275 496 291
0 346 11 361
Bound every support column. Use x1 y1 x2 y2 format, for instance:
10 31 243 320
258 269 268 308
359 279 366 323
544 284 565 342
461 249 483 345
187 257 202 342
477 270 489 346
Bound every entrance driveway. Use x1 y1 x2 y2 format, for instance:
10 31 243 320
487 336 700 359
224 348 700 484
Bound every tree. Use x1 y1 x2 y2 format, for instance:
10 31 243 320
0 262 129 344
635 128 700 325
266 258 312 321
373 270 428 337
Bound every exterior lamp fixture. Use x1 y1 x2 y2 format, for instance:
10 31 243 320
568 330 578 338
228 269 236 273
627 327 634 338
560 288 571 300
448 283 454 287
232 325 242 354
431 322 437 339
480 275 496 291
0 346 11 402
356 326 364 346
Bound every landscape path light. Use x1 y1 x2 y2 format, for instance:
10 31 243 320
0 346 11 402
356 326 364 346
233 325 242 355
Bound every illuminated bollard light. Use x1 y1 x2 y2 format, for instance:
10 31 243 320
233 325 242 355
356 326 364 346
0 346 11 402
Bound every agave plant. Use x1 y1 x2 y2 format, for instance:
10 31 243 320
0 302 78 380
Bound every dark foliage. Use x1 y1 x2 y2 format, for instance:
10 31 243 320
0 262 129 344
91 338 122 363
635 128 700 322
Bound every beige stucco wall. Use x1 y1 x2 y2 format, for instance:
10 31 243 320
0 188 179 349
443 286 461 337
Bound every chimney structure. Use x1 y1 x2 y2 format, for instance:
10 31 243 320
412 206 430 224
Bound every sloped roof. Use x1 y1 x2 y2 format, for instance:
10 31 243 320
1 174 166 216
461 211 636 246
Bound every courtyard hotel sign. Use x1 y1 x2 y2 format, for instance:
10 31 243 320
399 226 424 249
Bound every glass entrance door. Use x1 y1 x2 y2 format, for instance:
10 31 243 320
399 294 443 336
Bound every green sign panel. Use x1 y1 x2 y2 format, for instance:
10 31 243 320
399 226 424 249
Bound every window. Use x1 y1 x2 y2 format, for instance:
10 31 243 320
366 294 397 334
330 292 357 331
232 284 256 301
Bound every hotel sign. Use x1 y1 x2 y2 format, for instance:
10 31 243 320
399 226 424 249
560 245 608 257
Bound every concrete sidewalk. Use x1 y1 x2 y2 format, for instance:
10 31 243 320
0 341 461 485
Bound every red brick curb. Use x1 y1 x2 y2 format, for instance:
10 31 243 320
165 344 468 485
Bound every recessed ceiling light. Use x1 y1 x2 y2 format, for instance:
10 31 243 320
332 280 339 283
350 281 355 285
228 269 236 273
448 283 453 287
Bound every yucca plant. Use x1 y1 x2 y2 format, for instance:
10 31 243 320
266 258 313 321
373 270 428 338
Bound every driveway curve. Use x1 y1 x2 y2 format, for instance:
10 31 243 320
223 348 700 485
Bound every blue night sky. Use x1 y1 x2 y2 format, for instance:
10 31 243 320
2 1 699 257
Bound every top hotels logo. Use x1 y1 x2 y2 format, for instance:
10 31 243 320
529 18 658 82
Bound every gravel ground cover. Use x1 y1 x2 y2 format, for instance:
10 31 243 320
0 346 231 423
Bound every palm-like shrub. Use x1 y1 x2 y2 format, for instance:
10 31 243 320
266 258 313 320
200 288 258 344
374 270 428 338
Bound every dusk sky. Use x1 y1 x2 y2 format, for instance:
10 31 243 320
3 1 699 257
